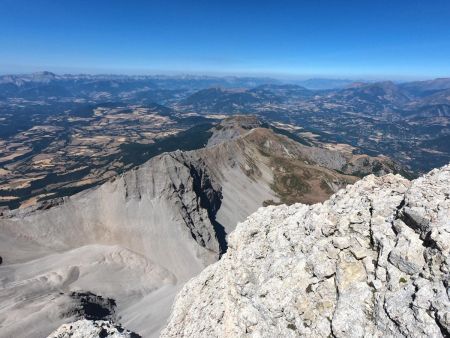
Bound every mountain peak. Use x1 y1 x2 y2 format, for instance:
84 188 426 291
31 71 57 78
207 115 263 147
218 115 262 129
33 71 56 76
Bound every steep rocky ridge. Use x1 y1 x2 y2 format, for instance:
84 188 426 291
202 116 399 209
1 151 222 270
0 151 223 337
208 116 399 177
0 116 401 337
162 164 450 337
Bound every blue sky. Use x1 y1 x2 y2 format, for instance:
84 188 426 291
0 0 449 79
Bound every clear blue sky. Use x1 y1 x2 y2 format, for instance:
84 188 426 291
1 0 449 79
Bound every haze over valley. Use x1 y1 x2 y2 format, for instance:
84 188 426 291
1 72 449 211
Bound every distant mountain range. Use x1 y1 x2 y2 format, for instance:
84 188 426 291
181 78 450 111
0 72 449 172
0 71 372 94
0 72 280 97
1 72 449 103
293 78 356 90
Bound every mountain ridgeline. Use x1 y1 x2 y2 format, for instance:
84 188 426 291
0 116 401 337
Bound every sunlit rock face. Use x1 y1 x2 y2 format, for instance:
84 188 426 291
162 165 450 338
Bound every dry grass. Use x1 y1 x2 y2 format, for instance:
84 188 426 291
265 154 356 205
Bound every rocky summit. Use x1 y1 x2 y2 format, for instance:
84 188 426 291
161 165 450 337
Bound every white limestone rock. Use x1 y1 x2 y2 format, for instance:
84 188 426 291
162 165 450 338
48 319 137 338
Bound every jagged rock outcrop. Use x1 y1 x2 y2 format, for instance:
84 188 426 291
162 165 450 337
48 319 140 338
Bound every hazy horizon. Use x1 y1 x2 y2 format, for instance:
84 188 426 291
1 1 450 80
0 68 447 83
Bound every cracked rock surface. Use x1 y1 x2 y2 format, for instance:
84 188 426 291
161 165 450 338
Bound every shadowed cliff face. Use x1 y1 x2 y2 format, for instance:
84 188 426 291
187 162 227 254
